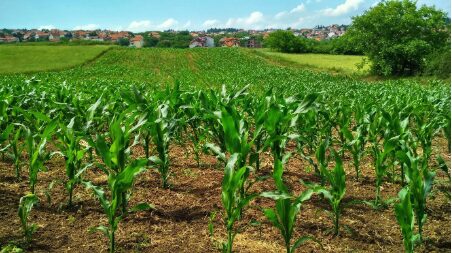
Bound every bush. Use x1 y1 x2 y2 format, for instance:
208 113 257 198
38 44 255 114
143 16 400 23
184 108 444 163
423 46 451 78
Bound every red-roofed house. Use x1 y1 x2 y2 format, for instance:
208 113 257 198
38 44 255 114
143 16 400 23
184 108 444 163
130 35 144 48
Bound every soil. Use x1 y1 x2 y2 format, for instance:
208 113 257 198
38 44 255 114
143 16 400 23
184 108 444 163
0 138 450 253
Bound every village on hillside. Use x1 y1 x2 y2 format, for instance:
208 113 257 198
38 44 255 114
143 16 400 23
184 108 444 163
0 25 348 48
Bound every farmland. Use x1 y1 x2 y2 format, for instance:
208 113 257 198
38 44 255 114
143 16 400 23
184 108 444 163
256 49 370 75
0 45 111 74
0 46 450 253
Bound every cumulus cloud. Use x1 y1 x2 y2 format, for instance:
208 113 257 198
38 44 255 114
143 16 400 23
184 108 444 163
225 11 264 28
126 18 179 32
38 25 55 30
274 11 288 20
73 24 99 30
290 3 306 13
321 0 364 16
202 19 220 27
127 20 152 32
158 18 178 29
182 20 192 29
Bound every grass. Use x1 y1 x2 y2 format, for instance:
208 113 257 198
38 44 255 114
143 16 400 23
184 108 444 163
255 49 370 75
0 45 112 74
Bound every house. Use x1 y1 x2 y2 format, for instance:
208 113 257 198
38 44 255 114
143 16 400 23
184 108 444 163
130 35 144 48
35 32 49 40
49 30 65 41
149 32 161 39
110 31 130 42
219 37 240 47
24 32 35 40
189 36 214 48
73 30 87 39
245 38 261 48
0 35 19 43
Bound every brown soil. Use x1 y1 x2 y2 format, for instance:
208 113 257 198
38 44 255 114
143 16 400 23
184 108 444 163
0 139 450 253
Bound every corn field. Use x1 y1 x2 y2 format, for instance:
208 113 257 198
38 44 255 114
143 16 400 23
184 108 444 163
0 48 450 252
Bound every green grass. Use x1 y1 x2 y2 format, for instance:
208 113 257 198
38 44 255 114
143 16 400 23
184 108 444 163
256 49 370 75
0 45 112 74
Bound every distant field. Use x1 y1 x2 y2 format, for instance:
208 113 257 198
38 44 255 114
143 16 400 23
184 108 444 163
258 50 370 75
0 45 111 73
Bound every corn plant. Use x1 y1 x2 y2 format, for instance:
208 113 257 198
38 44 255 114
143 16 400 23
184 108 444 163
341 124 366 180
9 125 23 180
368 113 398 205
18 194 39 244
21 120 58 193
261 158 315 253
304 153 346 236
0 124 13 161
395 188 419 253
90 112 146 212
396 150 435 242
149 103 174 189
84 159 152 253
436 155 450 199
54 118 91 207
221 153 256 253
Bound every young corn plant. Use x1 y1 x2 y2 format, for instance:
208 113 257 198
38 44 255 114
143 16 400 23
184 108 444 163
261 158 316 253
84 159 152 253
397 151 435 242
149 103 175 189
18 194 39 244
55 118 91 207
10 125 23 180
22 120 58 193
221 153 256 253
395 188 419 253
304 153 346 236
341 124 366 180
368 114 398 206
90 112 146 212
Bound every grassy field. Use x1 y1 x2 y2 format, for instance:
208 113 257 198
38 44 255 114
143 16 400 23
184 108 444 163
0 45 111 73
257 49 370 75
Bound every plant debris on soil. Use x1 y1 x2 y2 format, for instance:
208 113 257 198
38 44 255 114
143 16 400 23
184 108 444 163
0 139 450 253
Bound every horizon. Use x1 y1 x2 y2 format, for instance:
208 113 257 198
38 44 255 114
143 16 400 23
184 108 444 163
0 0 450 32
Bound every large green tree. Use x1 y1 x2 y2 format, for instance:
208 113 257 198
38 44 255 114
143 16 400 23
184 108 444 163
264 30 307 53
348 0 449 76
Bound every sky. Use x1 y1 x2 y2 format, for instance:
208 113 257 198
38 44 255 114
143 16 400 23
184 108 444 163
0 0 450 31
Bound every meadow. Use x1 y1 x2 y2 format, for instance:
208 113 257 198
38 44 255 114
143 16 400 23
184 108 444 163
256 49 370 75
0 45 111 74
0 46 449 253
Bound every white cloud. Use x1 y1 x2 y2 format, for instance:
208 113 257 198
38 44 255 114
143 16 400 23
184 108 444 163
202 19 220 27
225 11 264 28
127 20 152 32
321 0 364 16
158 18 178 30
274 11 288 19
73 24 99 30
38 25 55 30
290 3 306 13
182 20 192 29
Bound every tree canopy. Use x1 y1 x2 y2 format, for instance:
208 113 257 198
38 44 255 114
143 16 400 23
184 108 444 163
347 0 449 76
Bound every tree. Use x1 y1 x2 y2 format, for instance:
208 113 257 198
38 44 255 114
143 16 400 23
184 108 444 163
117 38 130 46
264 30 307 53
347 0 449 76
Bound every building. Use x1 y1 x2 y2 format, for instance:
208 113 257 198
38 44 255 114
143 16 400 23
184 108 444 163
219 37 240 47
130 35 144 48
245 38 261 48
189 36 214 48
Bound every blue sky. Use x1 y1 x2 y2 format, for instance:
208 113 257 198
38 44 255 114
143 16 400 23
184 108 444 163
0 0 450 31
